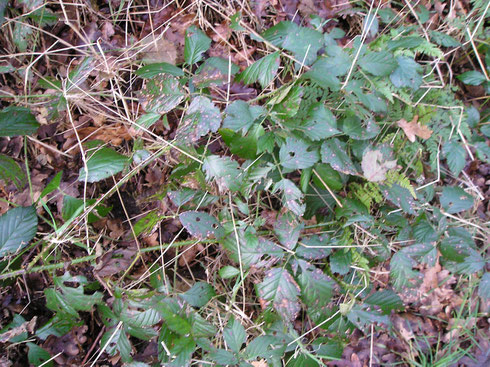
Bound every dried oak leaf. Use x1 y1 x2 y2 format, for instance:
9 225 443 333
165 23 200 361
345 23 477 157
397 116 433 142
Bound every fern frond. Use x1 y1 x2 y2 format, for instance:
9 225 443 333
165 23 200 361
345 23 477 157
385 171 417 198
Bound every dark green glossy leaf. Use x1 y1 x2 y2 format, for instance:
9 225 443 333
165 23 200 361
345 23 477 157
0 154 26 189
27 343 52 367
364 290 403 314
236 52 280 89
359 51 397 76
0 106 39 137
329 250 351 275
79 147 128 183
184 25 211 65
0 206 37 258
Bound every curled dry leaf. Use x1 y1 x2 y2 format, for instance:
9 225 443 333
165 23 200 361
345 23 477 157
397 116 433 142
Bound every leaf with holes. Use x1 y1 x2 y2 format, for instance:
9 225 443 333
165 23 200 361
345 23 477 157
279 137 319 170
443 140 466 176
440 187 473 214
180 282 215 308
359 51 397 76
184 25 211 65
256 267 301 321
0 154 26 189
390 56 423 90
202 155 242 192
321 138 358 175
0 206 38 258
140 75 184 114
179 211 224 239
175 96 221 144
0 106 39 137
223 100 264 134
300 103 340 141
272 179 305 217
236 52 280 89
78 147 128 183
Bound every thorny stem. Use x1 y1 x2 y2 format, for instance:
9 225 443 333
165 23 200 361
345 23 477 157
0 239 216 280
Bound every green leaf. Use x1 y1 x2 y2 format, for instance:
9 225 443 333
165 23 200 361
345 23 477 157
40 171 62 198
208 349 239 365
256 267 301 321
78 147 128 183
0 106 39 137
300 103 340 141
27 343 52 367
272 179 306 216
219 128 258 159
175 96 221 144
61 195 109 223
340 114 380 140
134 112 161 130
236 51 280 89
13 22 33 52
296 259 334 308
457 71 486 86
262 21 323 66
330 250 352 275
387 36 423 50
202 155 241 192
478 273 490 299
0 154 26 189
184 25 211 65
279 137 319 170
390 56 423 90
0 206 37 258
347 304 390 328
359 51 397 76
180 282 216 307
429 31 460 47
443 140 466 176
219 265 240 279
223 318 246 353
440 187 473 214
179 211 225 239
157 300 192 335
381 183 417 214
46 274 103 317
312 163 343 191
364 290 403 314
101 328 132 362
140 75 184 114
390 251 418 290
168 188 196 207
223 100 264 133
296 235 332 260
273 211 304 250
136 62 184 78
413 219 438 243
321 138 358 175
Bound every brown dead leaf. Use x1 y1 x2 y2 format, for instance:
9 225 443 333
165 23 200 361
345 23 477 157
178 243 205 267
95 247 137 277
141 37 178 65
0 316 37 343
397 116 433 142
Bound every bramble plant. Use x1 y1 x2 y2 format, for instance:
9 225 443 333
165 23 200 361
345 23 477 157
0 0 488 366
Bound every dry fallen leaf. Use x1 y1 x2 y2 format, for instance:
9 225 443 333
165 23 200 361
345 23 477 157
397 116 433 142
361 149 397 182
